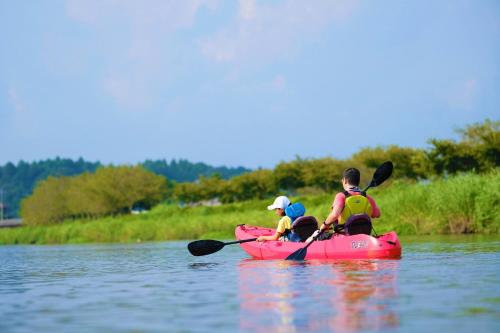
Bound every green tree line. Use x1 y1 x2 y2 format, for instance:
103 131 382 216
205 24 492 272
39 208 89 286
21 166 167 225
0 158 101 218
173 119 499 203
0 158 250 218
142 159 250 182
19 119 499 225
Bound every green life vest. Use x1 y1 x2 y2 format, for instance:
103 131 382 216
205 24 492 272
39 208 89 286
339 191 372 224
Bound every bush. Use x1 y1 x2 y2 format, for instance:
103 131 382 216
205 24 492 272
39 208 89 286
21 166 167 225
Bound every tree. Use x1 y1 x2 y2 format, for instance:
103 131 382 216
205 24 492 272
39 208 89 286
351 146 427 180
426 119 500 175
274 159 306 191
21 177 71 225
21 166 168 224
90 166 167 214
173 182 203 203
300 158 347 191
223 169 277 202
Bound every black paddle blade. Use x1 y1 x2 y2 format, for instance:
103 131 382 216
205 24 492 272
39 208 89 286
370 161 393 187
187 240 225 256
285 247 307 261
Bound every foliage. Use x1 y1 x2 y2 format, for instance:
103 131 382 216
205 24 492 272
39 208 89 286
426 119 499 175
2 171 498 244
274 159 307 191
375 170 500 235
0 158 249 217
170 119 498 205
2 119 499 221
223 169 277 202
351 146 427 180
21 166 167 225
20 176 72 226
0 157 100 218
141 159 250 182
173 182 204 203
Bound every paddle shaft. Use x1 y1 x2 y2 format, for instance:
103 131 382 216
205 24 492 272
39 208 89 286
362 184 372 192
224 238 257 245
303 231 324 249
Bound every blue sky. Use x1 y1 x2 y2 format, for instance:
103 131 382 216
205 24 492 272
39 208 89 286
1 0 499 169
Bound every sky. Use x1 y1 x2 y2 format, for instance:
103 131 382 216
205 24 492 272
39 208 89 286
1 0 499 169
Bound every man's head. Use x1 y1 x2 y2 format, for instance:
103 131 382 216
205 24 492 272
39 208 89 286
342 168 360 186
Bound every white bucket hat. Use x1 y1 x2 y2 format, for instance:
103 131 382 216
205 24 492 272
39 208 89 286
267 196 291 210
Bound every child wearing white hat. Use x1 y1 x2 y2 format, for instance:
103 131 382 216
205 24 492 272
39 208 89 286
257 196 292 242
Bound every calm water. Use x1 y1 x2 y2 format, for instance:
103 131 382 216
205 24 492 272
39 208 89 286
1 236 499 333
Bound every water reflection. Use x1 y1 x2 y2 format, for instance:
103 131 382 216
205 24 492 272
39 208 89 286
238 259 399 333
326 261 399 332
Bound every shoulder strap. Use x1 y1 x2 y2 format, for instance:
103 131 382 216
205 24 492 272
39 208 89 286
344 190 366 197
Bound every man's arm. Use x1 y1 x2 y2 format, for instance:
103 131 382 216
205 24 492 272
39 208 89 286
320 193 345 231
367 195 381 218
306 204 341 242
322 205 341 229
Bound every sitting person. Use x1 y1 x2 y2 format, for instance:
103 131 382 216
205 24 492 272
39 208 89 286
307 167 381 242
284 201 307 242
257 196 305 242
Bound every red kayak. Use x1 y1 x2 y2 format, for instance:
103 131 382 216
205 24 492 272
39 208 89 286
235 224 402 260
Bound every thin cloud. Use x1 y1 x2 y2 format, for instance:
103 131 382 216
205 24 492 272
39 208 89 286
7 88 25 114
65 0 219 109
5 87 41 138
103 77 145 109
67 0 218 31
64 0 359 109
201 0 360 65
272 74 286 91
239 0 257 21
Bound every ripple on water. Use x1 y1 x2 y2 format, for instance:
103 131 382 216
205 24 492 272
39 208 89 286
0 239 499 333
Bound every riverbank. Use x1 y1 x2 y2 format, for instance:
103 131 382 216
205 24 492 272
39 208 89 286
0 172 498 245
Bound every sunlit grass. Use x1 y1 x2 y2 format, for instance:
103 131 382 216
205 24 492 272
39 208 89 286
0 171 498 244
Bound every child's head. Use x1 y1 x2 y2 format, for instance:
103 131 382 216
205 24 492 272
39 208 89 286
267 196 291 217
342 168 361 186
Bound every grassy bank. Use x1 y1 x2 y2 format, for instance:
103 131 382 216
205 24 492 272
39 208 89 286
0 171 498 245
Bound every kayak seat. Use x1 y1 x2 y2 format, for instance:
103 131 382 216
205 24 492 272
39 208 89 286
291 216 319 242
344 214 372 236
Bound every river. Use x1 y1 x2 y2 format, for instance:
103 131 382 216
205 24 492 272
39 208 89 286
1 236 499 332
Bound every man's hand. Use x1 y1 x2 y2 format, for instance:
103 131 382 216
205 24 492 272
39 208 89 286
257 236 266 242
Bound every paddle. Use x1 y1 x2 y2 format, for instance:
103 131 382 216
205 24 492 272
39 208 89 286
187 238 257 256
362 160 393 192
285 161 394 261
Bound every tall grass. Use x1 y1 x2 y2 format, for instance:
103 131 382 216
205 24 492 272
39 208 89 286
0 171 498 245
376 171 500 235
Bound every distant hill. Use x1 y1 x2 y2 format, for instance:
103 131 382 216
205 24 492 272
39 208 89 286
141 159 250 182
0 157 251 218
